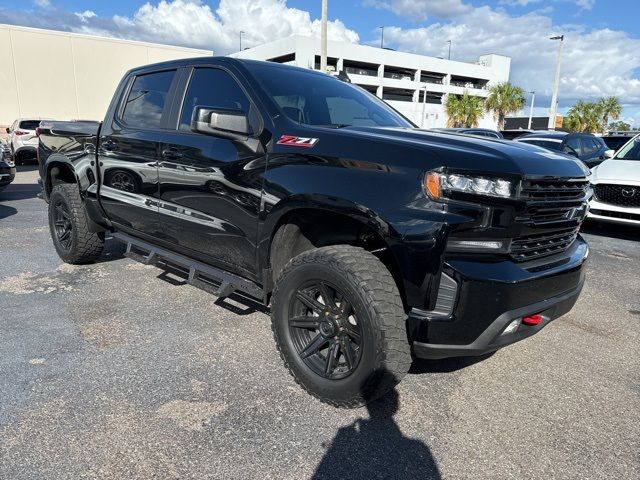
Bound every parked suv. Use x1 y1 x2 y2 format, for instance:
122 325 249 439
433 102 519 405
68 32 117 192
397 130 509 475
588 134 640 226
37 58 590 407
6 118 44 165
515 131 613 168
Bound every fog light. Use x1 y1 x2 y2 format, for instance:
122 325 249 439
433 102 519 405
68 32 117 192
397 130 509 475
502 318 521 335
447 240 506 251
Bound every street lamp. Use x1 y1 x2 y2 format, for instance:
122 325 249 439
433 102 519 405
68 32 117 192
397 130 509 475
548 35 564 129
528 91 535 129
239 31 245 52
379 26 385 49
320 0 328 72
446 40 452 60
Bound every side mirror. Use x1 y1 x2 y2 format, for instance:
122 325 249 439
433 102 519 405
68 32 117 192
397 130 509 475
604 149 614 159
191 106 250 140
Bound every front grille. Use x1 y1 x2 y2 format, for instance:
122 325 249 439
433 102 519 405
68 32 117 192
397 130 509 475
515 205 580 225
520 178 590 201
510 228 579 262
594 184 640 208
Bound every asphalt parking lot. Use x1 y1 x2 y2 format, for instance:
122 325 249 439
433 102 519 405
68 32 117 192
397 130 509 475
1 167 639 480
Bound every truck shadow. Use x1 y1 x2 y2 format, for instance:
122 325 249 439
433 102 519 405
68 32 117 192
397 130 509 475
0 183 41 201
409 352 495 374
581 220 639 241
312 380 441 480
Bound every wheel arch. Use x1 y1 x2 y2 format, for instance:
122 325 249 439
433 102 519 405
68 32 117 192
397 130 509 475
262 197 407 309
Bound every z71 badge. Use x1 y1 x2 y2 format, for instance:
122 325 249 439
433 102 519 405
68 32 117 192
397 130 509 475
276 135 319 148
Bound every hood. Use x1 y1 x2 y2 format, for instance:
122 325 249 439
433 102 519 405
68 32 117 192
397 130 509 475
592 159 640 185
325 126 590 179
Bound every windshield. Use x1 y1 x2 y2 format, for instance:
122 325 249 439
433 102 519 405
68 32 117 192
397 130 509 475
519 139 563 151
614 136 640 161
245 62 413 128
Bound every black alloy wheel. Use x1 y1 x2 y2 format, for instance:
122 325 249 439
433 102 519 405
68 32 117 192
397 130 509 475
288 280 363 380
52 199 73 250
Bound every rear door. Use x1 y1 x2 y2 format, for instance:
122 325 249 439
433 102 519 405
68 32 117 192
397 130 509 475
156 65 265 278
98 69 179 237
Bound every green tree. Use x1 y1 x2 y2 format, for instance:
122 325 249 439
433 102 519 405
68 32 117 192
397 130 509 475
598 96 622 132
563 100 602 133
608 120 631 132
445 91 485 128
484 82 526 130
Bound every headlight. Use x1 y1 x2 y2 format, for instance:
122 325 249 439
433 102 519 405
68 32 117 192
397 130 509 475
424 171 514 200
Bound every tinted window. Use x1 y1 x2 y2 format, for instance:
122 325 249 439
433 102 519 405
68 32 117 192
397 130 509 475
564 137 582 155
581 137 600 155
245 62 412 128
179 68 250 131
121 70 176 129
520 139 562 151
19 120 40 130
614 136 640 161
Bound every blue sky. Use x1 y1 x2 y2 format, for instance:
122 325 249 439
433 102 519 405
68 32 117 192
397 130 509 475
1 0 639 124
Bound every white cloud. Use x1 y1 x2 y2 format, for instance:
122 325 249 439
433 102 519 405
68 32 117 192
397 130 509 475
34 0 50 7
74 10 97 23
69 0 358 54
377 5 640 110
364 0 471 21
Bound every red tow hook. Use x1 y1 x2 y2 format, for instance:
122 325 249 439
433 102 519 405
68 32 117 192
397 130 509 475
522 314 543 326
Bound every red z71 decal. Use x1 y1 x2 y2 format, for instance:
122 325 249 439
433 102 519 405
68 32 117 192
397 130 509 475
277 135 319 148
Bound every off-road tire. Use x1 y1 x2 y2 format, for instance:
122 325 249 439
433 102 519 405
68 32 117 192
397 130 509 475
271 245 411 408
48 183 104 264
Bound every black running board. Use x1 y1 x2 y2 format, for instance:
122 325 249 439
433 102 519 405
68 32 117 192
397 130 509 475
111 231 263 301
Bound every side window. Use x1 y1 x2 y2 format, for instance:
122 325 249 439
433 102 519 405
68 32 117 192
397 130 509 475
121 70 176 129
564 137 582 156
583 138 600 154
179 68 250 131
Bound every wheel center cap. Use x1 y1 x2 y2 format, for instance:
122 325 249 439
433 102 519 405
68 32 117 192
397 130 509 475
319 320 336 337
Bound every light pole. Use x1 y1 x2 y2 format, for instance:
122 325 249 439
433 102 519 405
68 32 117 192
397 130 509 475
447 40 451 60
379 26 385 49
548 35 564 129
320 0 328 72
239 31 244 52
527 91 535 129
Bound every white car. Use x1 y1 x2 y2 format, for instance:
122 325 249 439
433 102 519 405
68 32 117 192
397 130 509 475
6 118 44 165
588 134 640 226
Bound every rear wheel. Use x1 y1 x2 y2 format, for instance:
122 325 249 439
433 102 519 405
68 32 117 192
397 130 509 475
48 184 104 264
271 245 411 408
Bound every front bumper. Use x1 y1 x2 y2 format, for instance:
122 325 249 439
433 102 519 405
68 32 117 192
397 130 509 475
588 198 640 226
410 236 588 359
0 166 16 191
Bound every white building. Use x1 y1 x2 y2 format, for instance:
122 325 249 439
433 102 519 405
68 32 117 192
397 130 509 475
0 24 211 127
232 35 511 129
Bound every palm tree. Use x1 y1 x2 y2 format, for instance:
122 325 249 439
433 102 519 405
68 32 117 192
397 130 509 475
484 82 526 130
445 91 485 128
598 96 621 132
564 100 602 133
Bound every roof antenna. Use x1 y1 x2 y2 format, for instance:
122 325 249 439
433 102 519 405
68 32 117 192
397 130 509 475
337 70 351 83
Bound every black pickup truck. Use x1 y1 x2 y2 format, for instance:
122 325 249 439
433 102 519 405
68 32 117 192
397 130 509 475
38 57 590 407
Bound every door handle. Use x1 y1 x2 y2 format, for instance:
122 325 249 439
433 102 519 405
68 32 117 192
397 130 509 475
161 148 183 160
102 139 117 152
